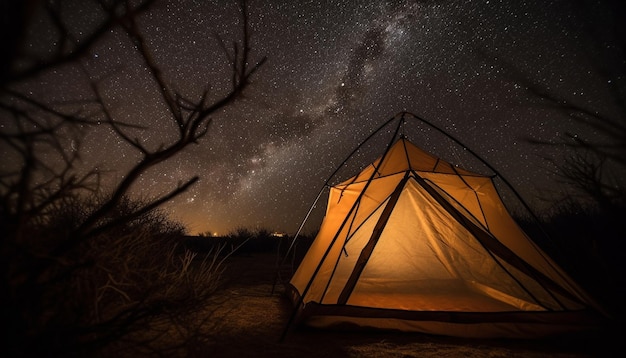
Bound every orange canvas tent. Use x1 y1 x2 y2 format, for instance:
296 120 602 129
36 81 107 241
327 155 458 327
284 113 604 338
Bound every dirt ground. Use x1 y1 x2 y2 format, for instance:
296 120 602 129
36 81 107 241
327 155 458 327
194 253 623 357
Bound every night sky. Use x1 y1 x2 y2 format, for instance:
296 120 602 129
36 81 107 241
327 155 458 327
12 0 624 235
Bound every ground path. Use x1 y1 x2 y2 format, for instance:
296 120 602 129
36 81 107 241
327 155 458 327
195 253 620 357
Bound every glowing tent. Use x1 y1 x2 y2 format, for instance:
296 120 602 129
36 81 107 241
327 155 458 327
284 114 603 338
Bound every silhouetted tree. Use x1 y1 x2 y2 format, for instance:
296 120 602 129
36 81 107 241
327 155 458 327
490 0 626 318
513 0 624 208
0 0 265 356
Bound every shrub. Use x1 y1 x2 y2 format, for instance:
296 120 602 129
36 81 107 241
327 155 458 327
3 195 224 357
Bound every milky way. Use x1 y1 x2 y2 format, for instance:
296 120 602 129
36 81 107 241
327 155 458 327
6 0 624 235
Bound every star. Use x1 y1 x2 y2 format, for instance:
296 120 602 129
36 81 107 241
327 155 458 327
3 0 623 235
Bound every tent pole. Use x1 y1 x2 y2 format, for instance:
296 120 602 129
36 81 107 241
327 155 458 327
337 173 410 304
278 114 410 273
279 115 405 341
279 113 401 264
280 187 326 265
324 113 402 186
403 112 556 250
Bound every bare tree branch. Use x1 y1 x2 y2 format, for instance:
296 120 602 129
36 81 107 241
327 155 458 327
1 1 266 355
3 0 157 85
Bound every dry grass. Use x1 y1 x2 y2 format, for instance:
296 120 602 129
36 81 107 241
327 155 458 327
185 253 623 357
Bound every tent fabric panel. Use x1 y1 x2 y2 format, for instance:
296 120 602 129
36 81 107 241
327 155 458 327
401 139 478 176
320 199 386 304
291 174 406 303
492 257 587 311
466 281 546 311
419 172 592 308
290 178 384 295
410 174 588 307
332 174 406 221
338 139 483 186
338 175 410 304
418 172 491 228
347 279 523 312
349 178 544 310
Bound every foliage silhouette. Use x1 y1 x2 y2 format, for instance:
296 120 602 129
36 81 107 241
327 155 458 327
0 0 265 355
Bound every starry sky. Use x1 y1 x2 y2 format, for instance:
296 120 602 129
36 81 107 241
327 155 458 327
9 0 625 235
